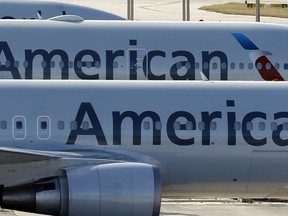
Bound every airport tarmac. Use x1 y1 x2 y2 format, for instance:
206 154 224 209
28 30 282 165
160 199 288 216
1 199 288 216
56 0 288 24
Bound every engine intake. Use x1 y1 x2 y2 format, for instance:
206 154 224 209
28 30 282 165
1 162 161 216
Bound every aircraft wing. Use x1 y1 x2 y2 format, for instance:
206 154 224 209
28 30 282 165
0 144 163 165
0 147 62 164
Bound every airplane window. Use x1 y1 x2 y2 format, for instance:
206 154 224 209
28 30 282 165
203 62 209 70
275 63 280 70
259 122 265 131
186 121 193 130
198 122 205 130
86 62 92 68
195 63 199 69
239 63 244 70
185 62 191 69
210 122 217 130
266 63 271 70
37 117 51 140
234 122 241 130
221 62 227 70
230 63 235 70
13 117 26 140
50 61 55 68
176 62 182 69
70 121 77 130
41 61 47 68
77 61 82 68
59 61 64 69
284 63 288 70
246 122 253 131
144 121 150 130
174 121 180 130
248 63 253 70
283 123 288 130
14 61 19 68
0 121 7 129
271 122 277 131
257 63 262 70
82 121 89 130
95 61 101 68
58 121 65 130
155 121 162 130
212 63 217 70
5 61 10 67
16 121 23 130
113 62 119 69
41 121 47 130
23 61 29 68
68 61 73 68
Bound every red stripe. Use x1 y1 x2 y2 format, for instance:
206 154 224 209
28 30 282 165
255 56 284 81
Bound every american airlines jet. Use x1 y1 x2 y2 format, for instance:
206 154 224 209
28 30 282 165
0 20 286 81
0 0 125 20
0 80 288 216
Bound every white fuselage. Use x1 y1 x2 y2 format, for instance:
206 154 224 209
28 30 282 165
0 80 288 198
0 21 286 81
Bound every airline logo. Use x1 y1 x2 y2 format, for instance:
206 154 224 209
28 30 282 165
232 33 284 81
0 40 228 80
67 101 288 147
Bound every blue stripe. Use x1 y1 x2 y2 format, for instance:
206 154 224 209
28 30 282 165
232 33 259 50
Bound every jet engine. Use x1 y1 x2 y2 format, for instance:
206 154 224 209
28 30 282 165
1 162 161 216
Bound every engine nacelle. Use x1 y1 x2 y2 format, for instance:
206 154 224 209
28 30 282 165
1 162 161 216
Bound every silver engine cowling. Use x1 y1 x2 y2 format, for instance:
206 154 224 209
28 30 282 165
1 162 161 216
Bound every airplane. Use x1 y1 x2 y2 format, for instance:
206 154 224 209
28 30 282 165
0 20 287 81
0 0 125 20
0 79 287 215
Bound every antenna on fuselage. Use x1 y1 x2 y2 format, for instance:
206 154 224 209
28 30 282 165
200 71 209 81
37 12 43 20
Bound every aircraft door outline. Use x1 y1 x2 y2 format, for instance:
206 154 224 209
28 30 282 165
12 116 26 140
37 116 51 140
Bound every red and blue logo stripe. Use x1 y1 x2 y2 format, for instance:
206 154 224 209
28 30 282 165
232 33 284 81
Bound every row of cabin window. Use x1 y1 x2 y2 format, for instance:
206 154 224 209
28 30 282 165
12 120 89 130
4 120 288 132
1 60 288 71
174 121 287 131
